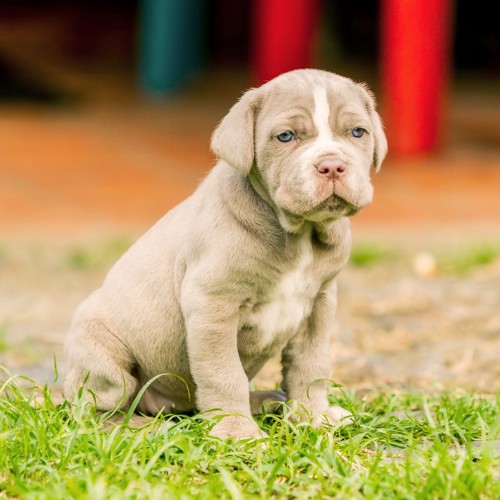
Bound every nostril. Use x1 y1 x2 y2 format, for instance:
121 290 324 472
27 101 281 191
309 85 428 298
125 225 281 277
318 165 332 176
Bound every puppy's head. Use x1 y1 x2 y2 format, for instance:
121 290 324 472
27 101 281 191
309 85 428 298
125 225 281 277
211 69 387 229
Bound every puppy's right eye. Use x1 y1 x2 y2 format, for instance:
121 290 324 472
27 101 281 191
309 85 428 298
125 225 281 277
276 131 295 143
351 127 366 138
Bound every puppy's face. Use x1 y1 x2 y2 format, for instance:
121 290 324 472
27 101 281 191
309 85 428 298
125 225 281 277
211 69 387 229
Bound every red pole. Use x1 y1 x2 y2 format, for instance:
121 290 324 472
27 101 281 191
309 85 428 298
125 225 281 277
252 0 321 84
381 0 454 155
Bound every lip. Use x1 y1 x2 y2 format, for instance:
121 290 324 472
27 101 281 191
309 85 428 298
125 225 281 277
301 193 359 220
325 193 359 212
276 183 362 220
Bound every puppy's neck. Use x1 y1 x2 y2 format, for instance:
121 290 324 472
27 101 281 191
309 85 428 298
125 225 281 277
247 165 275 210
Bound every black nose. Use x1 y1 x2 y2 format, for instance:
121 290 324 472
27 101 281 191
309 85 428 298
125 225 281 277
316 157 346 181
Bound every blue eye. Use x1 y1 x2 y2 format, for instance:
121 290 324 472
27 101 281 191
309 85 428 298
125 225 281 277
351 127 366 138
276 131 295 142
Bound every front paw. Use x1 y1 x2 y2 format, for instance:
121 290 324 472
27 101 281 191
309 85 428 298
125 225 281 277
286 401 353 427
315 405 353 427
209 415 268 440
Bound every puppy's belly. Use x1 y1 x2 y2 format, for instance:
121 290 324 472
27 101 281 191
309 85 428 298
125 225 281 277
238 295 314 379
241 269 318 356
247 297 312 346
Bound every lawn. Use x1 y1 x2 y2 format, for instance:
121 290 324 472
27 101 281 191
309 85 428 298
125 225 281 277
0 375 498 499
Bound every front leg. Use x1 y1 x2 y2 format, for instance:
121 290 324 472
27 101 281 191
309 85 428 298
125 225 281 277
182 292 264 440
281 280 352 426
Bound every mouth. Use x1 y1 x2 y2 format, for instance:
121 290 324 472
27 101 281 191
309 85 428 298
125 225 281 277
277 191 360 231
281 189 360 220
315 192 360 216
274 179 366 224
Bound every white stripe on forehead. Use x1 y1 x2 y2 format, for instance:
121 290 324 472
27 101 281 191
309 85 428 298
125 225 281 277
312 86 334 141
296 83 344 191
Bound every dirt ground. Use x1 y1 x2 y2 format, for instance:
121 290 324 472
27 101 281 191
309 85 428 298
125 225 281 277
1 234 499 395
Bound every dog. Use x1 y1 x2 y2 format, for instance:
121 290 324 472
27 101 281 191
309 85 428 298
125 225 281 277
64 69 387 439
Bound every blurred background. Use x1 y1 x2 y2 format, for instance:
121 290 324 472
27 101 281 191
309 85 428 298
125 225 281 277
0 0 499 393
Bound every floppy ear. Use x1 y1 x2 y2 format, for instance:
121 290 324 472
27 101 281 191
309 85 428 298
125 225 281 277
356 84 388 172
211 88 261 175
370 109 388 172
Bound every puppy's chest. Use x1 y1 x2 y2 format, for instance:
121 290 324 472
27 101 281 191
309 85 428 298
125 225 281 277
242 238 324 350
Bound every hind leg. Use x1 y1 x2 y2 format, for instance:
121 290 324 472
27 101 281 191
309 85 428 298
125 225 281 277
64 320 139 412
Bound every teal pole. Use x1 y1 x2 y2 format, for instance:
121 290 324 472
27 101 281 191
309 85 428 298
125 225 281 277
138 0 204 95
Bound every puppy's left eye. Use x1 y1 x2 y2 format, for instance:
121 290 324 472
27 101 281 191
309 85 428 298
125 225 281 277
351 127 366 138
276 131 295 142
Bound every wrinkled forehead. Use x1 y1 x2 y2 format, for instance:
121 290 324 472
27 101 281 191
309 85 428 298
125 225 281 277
257 73 372 128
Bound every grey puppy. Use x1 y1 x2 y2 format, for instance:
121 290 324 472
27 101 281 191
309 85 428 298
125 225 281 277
64 69 387 439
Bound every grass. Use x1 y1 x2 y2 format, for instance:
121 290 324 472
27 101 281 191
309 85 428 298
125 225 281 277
0 325 8 353
438 244 500 275
66 238 133 271
350 243 394 268
0 376 498 499
350 241 500 275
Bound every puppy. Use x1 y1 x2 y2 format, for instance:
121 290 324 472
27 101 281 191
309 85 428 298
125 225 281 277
64 69 387 439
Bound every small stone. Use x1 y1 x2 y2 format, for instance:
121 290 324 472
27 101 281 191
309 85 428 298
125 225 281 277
413 252 437 278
